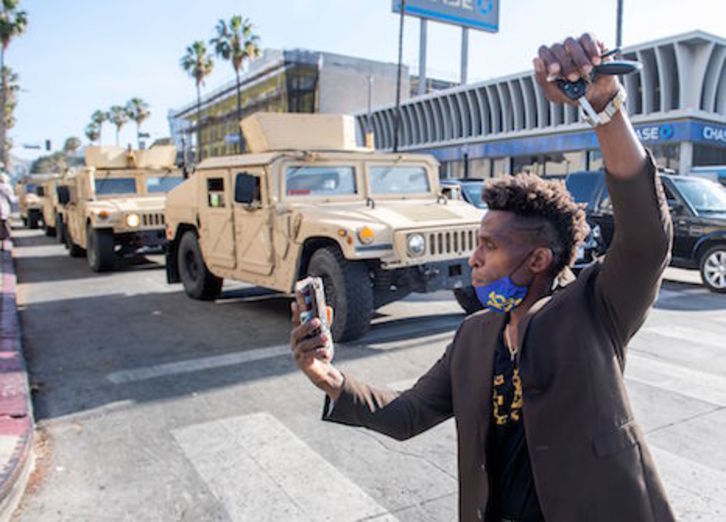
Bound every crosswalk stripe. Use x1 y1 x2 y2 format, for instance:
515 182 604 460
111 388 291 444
172 413 397 522
626 353 726 406
650 445 726 520
106 344 291 384
642 325 726 351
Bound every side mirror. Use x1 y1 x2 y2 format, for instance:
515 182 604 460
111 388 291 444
668 200 685 215
57 186 70 205
234 172 260 205
36 186 46 197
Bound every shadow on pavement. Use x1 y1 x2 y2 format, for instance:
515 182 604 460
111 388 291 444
654 280 726 311
20 285 461 422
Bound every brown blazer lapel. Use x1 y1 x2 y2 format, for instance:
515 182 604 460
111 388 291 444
469 311 507 448
515 295 553 366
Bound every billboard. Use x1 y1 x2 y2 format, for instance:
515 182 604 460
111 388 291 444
392 0 499 33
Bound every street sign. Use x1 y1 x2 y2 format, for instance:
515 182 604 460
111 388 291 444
392 0 499 33
224 133 241 144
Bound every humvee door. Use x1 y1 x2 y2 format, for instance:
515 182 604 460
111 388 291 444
199 170 236 268
232 168 274 276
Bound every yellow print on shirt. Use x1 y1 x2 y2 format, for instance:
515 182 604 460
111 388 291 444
492 368 523 425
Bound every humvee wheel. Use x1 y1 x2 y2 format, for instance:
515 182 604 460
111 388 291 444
87 226 115 272
178 231 222 300
308 246 373 342
65 227 84 258
28 210 41 229
454 286 484 315
44 222 56 237
56 215 65 243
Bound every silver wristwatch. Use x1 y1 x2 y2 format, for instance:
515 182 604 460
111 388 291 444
581 86 627 127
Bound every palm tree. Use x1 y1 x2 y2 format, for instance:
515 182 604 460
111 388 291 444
180 40 213 162
211 15 260 152
2 65 17 129
63 136 81 156
91 109 107 144
125 97 150 149
85 123 100 144
108 105 129 146
0 0 27 167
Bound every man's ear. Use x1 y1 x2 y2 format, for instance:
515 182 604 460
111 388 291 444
529 247 554 275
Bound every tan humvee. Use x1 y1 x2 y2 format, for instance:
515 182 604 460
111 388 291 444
16 174 56 229
37 174 67 240
164 113 485 341
59 145 184 272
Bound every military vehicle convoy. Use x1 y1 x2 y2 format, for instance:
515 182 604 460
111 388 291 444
59 145 184 272
16 174 52 229
164 113 485 341
38 175 65 239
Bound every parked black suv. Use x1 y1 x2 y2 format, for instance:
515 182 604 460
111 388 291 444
565 170 726 293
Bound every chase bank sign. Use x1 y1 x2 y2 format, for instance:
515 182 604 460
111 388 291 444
635 124 674 142
702 125 726 144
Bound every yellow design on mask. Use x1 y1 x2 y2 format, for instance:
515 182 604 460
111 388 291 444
487 291 524 313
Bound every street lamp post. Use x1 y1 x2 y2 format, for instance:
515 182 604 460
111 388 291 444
616 0 623 49
366 75 374 149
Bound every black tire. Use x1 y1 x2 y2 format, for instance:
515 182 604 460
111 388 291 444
65 226 85 258
28 210 40 229
87 226 115 272
454 285 484 315
56 215 66 244
178 231 222 300
44 222 55 237
699 245 726 293
307 246 373 342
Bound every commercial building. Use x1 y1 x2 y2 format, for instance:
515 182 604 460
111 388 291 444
356 31 726 178
168 49 449 160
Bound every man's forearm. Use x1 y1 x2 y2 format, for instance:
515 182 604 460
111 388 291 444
594 109 647 180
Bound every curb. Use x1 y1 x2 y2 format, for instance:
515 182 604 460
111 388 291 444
0 240 35 521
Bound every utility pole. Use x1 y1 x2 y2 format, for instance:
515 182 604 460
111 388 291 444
461 27 469 85
366 75 374 149
616 0 623 49
393 0 406 152
418 18 427 95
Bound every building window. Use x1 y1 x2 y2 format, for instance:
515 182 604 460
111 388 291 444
694 144 726 167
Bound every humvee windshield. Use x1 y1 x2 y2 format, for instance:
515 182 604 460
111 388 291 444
286 166 356 196
369 166 430 195
95 177 137 195
146 176 184 193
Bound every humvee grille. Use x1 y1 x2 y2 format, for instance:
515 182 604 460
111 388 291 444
428 229 476 256
141 212 165 227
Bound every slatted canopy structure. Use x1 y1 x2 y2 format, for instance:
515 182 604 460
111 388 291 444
357 31 726 178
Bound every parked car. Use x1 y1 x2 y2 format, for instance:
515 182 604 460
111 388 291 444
686 165 726 187
440 178 487 209
565 170 726 293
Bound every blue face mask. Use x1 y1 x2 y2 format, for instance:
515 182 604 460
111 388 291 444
474 252 533 313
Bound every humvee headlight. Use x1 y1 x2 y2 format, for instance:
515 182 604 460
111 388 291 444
357 226 375 244
407 233 426 257
126 213 140 228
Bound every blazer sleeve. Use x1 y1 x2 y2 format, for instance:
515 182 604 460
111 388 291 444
322 340 455 441
593 152 673 363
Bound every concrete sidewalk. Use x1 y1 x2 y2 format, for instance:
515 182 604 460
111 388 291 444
0 239 34 521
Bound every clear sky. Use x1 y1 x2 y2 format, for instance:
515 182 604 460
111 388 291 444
8 0 726 161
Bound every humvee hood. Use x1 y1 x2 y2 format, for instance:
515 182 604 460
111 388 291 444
295 200 484 229
88 196 166 213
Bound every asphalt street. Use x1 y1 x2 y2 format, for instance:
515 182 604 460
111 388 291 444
9 228 726 521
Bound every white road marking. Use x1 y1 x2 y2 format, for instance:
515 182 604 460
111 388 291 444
642 325 726 351
626 353 726 406
172 413 397 522
106 344 291 384
650 445 726 520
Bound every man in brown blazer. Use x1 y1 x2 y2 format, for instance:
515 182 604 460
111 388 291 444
291 33 676 522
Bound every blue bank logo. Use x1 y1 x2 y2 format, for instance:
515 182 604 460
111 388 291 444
477 0 495 14
660 124 674 140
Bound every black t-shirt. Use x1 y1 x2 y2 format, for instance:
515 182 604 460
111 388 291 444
486 327 544 522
